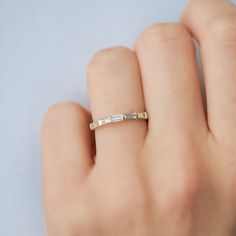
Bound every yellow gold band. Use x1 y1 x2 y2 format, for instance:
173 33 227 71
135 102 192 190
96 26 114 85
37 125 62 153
90 112 148 131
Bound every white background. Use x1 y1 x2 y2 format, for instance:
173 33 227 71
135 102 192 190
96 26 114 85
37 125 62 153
1 0 235 235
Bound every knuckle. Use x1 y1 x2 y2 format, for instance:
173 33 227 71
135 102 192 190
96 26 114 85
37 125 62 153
181 0 203 24
123 191 147 214
158 141 202 217
161 170 201 217
44 101 80 118
46 193 95 234
88 46 134 76
42 102 87 137
102 180 149 221
115 188 146 212
45 199 71 228
136 23 191 49
209 17 236 42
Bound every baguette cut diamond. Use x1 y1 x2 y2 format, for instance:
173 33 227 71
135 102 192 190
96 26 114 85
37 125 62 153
89 112 148 130
111 114 123 122
123 113 136 120
98 118 109 126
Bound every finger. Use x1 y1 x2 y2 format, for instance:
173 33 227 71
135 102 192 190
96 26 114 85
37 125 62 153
181 0 236 140
135 24 207 141
87 46 147 162
41 102 93 207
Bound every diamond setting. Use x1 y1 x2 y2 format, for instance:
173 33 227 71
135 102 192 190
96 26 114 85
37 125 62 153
124 113 137 120
89 112 148 130
111 114 124 123
98 118 109 126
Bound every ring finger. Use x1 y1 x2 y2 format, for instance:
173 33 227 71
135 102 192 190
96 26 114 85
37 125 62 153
87 46 147 164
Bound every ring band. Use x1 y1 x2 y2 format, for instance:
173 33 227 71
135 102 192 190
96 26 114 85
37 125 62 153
90 112 148 131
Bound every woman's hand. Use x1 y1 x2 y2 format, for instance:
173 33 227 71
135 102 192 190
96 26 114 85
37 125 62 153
41 0 236 235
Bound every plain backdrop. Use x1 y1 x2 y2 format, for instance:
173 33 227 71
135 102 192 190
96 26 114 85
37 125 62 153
1 0 236 235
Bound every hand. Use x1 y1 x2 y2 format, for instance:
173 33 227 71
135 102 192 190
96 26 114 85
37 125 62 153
41 0 236 235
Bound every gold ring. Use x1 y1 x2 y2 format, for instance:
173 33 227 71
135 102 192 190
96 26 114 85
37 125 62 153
90 112 148 131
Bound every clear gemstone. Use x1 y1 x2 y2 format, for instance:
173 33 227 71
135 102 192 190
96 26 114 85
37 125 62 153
124 113 137 120
111 114 123 122
98 118 109 126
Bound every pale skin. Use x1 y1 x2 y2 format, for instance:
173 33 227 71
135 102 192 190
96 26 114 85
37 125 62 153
41 0 236 235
